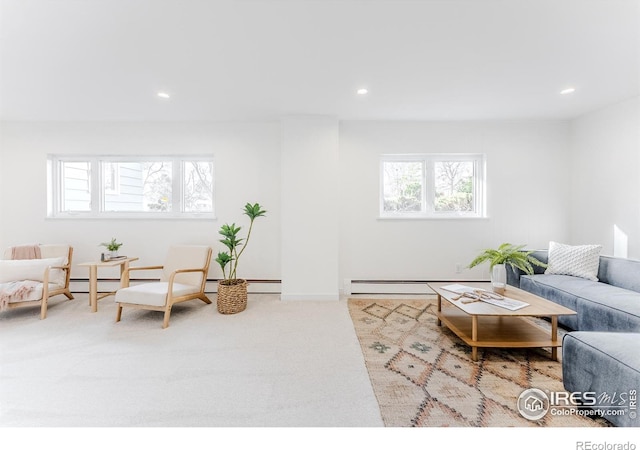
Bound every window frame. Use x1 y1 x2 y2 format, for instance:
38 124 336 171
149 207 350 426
102 162 120 195
379 153 486 219
47 155 215 219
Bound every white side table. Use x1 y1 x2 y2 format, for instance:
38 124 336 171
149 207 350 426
78 257 139 312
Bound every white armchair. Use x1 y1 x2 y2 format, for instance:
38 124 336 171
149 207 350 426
115 245 212 328
0 244 74 319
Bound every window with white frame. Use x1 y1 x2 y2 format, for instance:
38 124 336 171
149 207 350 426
380 154 485 218
47 156 215 218
103 162 120 195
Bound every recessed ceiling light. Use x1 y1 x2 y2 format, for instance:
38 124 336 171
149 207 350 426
560 87 576 95
157 92 171 99
357 88 368 95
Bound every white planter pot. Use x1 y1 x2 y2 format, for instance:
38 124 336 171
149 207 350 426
491 264 507 294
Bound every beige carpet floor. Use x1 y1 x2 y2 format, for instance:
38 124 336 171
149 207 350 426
348 298 611 428
0 293 382 427
2 292 632 450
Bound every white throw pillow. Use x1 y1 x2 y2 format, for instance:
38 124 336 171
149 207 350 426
0 257 65 284
544 241 602 281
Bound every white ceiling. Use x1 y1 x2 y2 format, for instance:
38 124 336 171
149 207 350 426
1 0 639 121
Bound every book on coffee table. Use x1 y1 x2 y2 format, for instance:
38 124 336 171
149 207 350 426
105 255 128 261
441 283 529 311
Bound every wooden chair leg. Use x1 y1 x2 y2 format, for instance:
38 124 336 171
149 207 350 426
64 289 74 300
199 294 212 304
116 304 123 323
40 299 48 320
162 306 172 329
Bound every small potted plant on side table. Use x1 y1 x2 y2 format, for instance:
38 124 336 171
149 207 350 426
215 203 266 314
100 238 123 261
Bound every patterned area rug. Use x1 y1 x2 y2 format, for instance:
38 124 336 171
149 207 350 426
348 298 610 427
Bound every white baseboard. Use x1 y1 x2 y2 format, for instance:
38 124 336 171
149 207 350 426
346 280 486 295
280 293 339 301
207 280 281 294
70 278 474 297
349 281 432 295
70 279 282 294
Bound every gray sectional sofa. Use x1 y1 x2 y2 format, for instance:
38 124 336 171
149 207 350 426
562 332 639 427
507 250 640 332
507 250 640 427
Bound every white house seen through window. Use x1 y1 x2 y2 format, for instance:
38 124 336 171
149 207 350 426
48 156 215 218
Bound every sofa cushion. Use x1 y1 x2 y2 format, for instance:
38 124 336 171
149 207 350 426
520 274 583 330
39 245 70 286
115 282 199 307
545 241 602 281
0 257 65 286
562 332 640 428
160 245 209 287
597 255 640 294
572 283 640 332
521 274 640 332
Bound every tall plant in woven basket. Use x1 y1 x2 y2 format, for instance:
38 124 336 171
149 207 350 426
215 203 266 314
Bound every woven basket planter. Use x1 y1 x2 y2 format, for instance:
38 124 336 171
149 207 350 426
217 279 247 314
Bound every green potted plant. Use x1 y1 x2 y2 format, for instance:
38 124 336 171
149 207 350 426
468 243 546 294
100 238 123 260
215 203 266 314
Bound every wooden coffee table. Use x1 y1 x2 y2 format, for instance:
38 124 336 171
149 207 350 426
428 282 576 361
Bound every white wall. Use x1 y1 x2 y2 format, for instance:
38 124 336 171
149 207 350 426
0 136 3 244
339 121 572 282
1 118 576 295
569 97 640 258
0 121 282 280
281 116 339 300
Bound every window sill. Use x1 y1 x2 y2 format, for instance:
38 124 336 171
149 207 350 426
377 215 489 221
46 213 216 221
